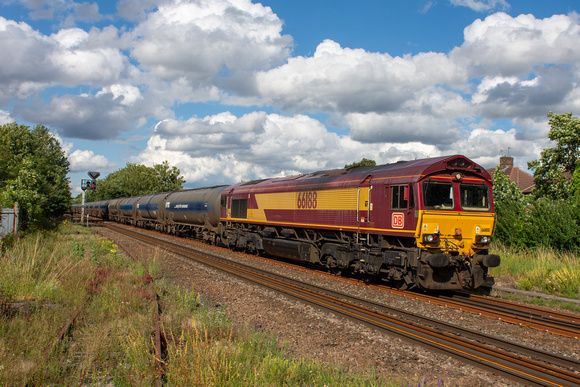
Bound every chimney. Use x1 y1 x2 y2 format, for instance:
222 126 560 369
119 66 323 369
500 156 513 169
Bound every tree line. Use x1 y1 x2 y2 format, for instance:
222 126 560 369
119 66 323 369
80 161 185 202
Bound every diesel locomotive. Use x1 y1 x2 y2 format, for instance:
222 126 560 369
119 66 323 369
75 155 500 290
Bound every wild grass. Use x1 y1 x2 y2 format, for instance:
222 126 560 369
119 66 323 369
0 222 396 386
489 242 580 299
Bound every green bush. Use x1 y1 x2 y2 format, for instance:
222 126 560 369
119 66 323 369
524 198 580 251
493 168 580 252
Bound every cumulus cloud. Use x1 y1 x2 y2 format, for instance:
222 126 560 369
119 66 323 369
472 66 575 118
254 40 466 114
130 0 292 82
451 12 580 76
2 3 580 186
0 110 15 125
68 149 116 172
136 112 444 187
447 127 546 169
17 91 141 139
0 17 131 98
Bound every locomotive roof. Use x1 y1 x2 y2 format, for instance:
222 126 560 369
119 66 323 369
230 155 490 191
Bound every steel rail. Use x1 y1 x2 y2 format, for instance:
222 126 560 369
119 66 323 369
103 223 580 387
376 286 580 339
445 292 579 325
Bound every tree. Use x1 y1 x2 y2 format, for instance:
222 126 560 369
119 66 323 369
345 158 376 169
528 112 580 199
492 166 580 251
0 123 71 229
491 167 527 246
85 161 185 201
153 161 186 192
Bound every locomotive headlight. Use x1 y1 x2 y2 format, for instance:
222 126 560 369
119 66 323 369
475 235 492 245
422 234 440 244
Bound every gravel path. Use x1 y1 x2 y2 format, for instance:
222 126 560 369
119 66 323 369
95 225 580 386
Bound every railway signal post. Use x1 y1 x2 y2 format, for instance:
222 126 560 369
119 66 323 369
80 171 100 226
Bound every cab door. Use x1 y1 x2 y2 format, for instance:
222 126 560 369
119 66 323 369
388 183 416 233
357 175 372 232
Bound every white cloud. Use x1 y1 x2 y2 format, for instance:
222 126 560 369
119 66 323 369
68 149 115 172
130 0 292 82
136 112 446 187
254 40 466 114
472 65 575 118
0 17 131 97
451 12 580 76
450 0 510 12
2 3 579 186
0 110 14 125
96 84 143 105
19 91 143 139
448 127 546 170
117 0 167 22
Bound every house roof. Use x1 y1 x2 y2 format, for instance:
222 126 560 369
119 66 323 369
486 156 535 194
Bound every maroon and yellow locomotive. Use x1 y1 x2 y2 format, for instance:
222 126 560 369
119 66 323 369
77 155 500 290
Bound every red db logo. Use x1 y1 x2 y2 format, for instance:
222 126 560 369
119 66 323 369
392 213 404 229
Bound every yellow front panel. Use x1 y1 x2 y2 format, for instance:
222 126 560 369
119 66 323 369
419 210 495 254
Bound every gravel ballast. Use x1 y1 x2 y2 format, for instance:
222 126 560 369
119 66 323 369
96 225 580 386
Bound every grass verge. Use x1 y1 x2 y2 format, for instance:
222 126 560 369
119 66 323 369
1 221 397 386
489 242 580 301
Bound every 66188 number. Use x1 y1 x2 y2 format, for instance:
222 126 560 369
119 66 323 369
297 191 317 209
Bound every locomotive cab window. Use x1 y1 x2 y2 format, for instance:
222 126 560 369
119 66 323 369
460 183 490 211
390 185 414 210
423 181 454 210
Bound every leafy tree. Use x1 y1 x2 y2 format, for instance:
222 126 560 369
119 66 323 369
492 167 527 246
492 166 580 251
85 161 185 201
525 198 580 251
528 112 580 199
345 158 376 168
0 123 71 229
153 161 186 192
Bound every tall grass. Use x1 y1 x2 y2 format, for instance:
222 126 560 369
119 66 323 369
490 242 580 299
1 223 396 386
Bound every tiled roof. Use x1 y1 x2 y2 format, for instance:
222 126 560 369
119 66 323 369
486 159 535 194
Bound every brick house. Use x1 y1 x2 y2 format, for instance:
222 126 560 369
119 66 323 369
486 156 535 194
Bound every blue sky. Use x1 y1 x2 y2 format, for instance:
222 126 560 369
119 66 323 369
1 0 579 194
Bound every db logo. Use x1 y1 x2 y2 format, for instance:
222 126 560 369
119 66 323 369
392 213 404 229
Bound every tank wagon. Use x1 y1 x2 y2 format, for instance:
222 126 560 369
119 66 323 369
78 155 500 290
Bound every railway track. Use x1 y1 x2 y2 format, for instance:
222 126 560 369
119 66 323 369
376 286 580 339
82 216 580 339
212 237 580 339
103 222 580 387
